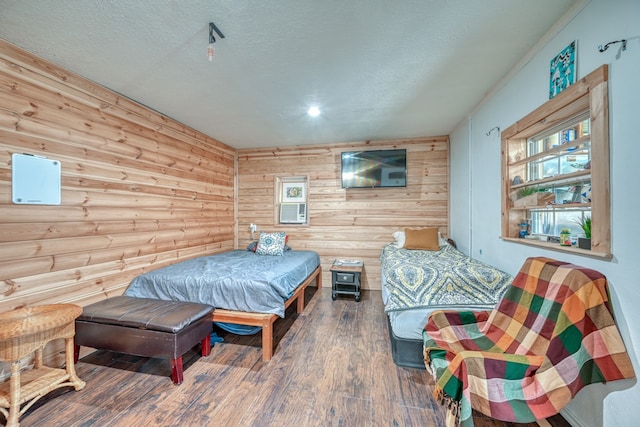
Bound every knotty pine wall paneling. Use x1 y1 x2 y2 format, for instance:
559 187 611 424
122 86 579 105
0 39 235 315
237 137 449 290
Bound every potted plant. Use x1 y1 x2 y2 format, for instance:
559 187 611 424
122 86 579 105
576 215 591 250
513 187 554 208
559 228 572 246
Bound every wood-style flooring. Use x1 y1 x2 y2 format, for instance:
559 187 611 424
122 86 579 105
4 287 571 427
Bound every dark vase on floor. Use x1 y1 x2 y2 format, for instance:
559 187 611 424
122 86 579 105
578 237 591 250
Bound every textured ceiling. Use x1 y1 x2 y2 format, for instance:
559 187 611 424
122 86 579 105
0 0 579 149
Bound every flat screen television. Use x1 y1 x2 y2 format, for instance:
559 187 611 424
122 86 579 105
341 149 407 188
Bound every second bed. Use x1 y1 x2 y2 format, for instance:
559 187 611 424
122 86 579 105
381 240 512 368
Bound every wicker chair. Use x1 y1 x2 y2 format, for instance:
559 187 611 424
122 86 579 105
0 304 86 427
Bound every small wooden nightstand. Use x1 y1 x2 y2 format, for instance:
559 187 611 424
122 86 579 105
330 260 363 302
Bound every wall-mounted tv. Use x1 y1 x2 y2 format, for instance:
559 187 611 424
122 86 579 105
341 149 407 188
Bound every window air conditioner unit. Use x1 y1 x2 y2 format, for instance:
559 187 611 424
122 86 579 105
280 203 307 224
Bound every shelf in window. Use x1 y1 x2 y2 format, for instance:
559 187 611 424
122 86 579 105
510 202 591 211
532 202 590 210
529 150 590 167
510 170 590 190
509 135 590 167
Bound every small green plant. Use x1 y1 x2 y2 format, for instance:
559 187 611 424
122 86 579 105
518 187 539 198
560 228 571 234
575 215 591 238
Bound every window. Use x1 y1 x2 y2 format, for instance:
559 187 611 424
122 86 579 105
501 65 610 257
274 175 309 225
526 115 590 236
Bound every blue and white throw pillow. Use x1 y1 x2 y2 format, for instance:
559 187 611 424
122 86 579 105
255 232 287 256
248 240 291 252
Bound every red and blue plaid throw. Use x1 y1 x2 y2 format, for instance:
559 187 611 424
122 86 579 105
423 257 635 426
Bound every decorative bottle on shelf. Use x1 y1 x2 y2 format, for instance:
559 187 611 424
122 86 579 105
560 228 572 246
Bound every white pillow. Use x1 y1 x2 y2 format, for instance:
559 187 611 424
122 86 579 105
438 232 448 247
392 230 405 248
392 230 448 248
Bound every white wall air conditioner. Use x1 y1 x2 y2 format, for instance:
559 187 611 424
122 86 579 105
280 203 307 224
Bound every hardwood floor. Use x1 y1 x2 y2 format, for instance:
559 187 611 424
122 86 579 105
4 288 571 427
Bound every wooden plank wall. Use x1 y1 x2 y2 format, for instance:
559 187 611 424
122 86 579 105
0 40 236 314
237 138 449 290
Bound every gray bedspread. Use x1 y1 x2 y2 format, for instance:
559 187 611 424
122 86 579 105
124 249 320 317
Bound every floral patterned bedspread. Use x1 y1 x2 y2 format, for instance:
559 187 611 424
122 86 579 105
381 243 512 313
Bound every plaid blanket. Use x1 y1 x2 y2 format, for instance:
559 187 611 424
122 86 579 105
423 257 635 426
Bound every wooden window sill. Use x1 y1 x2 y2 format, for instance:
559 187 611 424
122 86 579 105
501 237 612 260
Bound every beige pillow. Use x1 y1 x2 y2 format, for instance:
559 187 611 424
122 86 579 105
403 227 440 250
393 230 448 248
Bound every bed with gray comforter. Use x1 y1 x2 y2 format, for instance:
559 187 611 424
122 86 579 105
125 249 321 318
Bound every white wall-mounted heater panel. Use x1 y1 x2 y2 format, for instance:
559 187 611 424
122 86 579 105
12 153 61 205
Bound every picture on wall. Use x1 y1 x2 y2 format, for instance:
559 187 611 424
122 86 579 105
282 182 306 202
549 40 576 99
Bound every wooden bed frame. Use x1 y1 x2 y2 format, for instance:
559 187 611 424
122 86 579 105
212 265 322 361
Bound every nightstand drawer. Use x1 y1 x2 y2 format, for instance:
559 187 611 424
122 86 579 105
336 272 355 283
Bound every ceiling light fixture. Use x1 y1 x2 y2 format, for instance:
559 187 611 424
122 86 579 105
307 106 321 117
207 21 225 61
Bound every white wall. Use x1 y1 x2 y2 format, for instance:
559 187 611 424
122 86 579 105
449 0 640 426
449 119 471 255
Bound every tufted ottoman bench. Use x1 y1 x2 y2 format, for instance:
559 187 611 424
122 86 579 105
73 296 213 385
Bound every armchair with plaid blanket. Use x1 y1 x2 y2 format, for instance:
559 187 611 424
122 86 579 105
423 257 635 426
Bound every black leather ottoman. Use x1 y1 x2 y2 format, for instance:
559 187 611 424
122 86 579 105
74 296 213 385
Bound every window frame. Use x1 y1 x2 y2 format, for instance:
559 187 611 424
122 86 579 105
501 65 610 258
273 175 309 226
